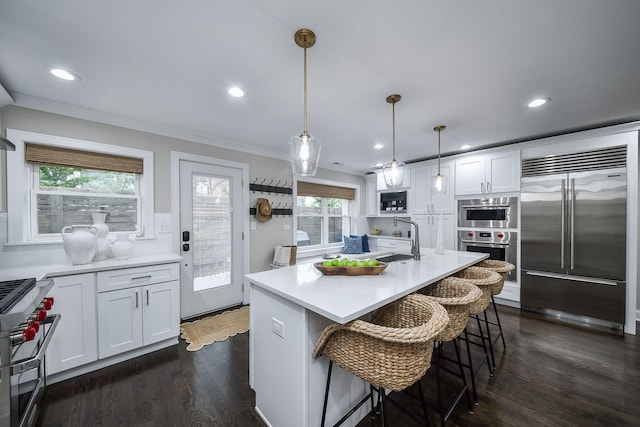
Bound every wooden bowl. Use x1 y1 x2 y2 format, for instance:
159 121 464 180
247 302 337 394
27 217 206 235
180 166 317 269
314 261 388 276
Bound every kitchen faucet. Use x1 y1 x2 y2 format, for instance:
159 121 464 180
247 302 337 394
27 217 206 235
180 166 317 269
393 216 420 260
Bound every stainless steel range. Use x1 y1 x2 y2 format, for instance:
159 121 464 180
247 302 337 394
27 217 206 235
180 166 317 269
0 277 60 427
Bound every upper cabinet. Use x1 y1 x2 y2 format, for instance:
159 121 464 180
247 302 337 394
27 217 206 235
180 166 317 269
455 151 521 196
365 174 379 216
408 162 454 214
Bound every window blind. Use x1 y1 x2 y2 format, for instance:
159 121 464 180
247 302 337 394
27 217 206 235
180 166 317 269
25 143 144 174
297 181 355 200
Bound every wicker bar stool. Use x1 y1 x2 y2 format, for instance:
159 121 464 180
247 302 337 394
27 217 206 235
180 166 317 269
418 277 482 426
313 294 449 427
475 260 515 351
453 266 502 403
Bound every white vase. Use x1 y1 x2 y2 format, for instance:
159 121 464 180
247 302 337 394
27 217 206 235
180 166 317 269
91 213 111 260
61 225 98 265
110 233 137 260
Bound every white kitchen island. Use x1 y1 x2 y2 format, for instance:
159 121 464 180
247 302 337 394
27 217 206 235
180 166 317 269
245 249 487 427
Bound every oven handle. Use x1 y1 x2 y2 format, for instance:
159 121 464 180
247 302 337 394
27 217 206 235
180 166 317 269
461 204 511 209
11 314 61 376
460 240 510 246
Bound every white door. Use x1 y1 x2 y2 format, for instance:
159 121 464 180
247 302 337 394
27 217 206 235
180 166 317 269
179 160 244 319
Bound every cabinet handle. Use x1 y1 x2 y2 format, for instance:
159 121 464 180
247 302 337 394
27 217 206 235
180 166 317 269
135 291 139 308
132 275 152 281
146 289 150 306
486 181 491 193
480 182 485 193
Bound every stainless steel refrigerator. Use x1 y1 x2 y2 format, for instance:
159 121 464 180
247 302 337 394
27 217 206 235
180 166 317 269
520 146 627 332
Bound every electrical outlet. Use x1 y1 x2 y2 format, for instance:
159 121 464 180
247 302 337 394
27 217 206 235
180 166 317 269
272 318 284 338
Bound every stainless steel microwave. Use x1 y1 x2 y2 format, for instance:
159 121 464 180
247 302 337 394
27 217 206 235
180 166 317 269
380 191 407 214
458 197 518 228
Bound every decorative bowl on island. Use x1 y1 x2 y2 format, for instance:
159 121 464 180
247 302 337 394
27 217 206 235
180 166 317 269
314 261 387 276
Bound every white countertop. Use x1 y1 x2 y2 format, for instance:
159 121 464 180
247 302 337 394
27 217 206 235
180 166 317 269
0 254 182 282
245 248 487 324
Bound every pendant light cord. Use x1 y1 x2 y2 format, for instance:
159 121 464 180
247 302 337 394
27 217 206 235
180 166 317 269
303 39 308 136
437 128 441 174
391 101 396 162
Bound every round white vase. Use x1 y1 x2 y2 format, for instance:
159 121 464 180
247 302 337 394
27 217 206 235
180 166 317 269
110 233 137 260
61 225 98 265
91 213 111 260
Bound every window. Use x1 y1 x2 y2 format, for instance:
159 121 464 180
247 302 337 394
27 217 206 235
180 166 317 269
296 180 356 250
6 129 154 243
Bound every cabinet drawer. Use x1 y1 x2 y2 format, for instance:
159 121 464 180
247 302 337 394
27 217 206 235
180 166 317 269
97 263 179 293
376 238 411 250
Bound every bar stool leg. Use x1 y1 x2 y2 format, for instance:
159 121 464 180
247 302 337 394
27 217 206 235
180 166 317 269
453 339 474 415
462 329 479 405
482 310 497 372
491 295 507 349
474 314 494 376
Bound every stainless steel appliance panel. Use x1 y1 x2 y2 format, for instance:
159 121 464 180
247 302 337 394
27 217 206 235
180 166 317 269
458 197 517 229
521 174 566 274
521 271 626 329
569 168 626 280
458 230 517 281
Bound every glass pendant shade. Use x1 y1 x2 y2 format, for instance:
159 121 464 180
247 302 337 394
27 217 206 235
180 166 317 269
290 132 321 176
383 159 407 188
432 172 448 193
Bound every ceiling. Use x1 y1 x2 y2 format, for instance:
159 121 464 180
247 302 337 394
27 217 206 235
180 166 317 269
1 1 639 175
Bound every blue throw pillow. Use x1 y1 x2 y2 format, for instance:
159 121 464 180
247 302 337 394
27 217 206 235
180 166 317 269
350 234 370 252
343 236 363 254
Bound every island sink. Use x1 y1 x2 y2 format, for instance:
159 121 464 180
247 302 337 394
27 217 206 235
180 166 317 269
376 253 415 263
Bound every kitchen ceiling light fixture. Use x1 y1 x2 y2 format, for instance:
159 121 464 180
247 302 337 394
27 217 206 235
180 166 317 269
289 28 321 176
528 97 550 108
432 125 449 193
228 86 245 97
49 68 80 81
381 94 406 188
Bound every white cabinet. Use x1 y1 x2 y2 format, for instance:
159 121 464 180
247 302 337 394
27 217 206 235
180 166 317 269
46 273 98 376
409 162 454 214
455 151 520 196
97 264 180 359
365 173 379 216
412 214 456 251
373 237 412 252
376 169 411 190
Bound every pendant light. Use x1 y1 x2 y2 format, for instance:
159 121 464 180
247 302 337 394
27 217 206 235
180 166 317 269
289 29 321 176
432 125 448 193
382 94 406 188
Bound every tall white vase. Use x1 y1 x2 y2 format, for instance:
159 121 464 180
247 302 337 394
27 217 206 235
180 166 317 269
61 225 98 265
91 212 111 260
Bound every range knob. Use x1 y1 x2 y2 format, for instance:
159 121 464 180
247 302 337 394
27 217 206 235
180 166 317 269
10 325 37 345
29 309 48 322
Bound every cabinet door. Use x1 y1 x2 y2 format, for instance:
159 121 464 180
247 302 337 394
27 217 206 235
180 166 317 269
46 273 98 376
143 281 180 345
486 151 520 193
439 214 456 250
431 162 455 213
409 166 431 214
365 174 379 216
98 287 143 358
412 214 433 249
455 156 485 195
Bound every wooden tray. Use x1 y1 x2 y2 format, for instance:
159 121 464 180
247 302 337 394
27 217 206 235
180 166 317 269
314 261 387 276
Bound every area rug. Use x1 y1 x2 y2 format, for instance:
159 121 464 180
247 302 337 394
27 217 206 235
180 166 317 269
180 305 250 351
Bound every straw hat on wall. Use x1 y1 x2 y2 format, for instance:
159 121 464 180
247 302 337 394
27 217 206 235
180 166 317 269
256 198 273 222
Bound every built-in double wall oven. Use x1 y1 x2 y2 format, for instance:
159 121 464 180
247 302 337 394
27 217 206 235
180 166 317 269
457 197 518 282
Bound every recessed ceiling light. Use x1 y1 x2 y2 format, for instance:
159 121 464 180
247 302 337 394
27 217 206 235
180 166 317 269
228 86 245 97
49 68 80 81
374 144 383 149
460 144 471 150
528 97 550 108
375 162 384 167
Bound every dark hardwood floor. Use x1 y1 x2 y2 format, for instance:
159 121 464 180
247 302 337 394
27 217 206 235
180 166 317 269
38 307 640 426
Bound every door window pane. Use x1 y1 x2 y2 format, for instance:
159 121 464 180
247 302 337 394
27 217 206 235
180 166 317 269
192 174 231 291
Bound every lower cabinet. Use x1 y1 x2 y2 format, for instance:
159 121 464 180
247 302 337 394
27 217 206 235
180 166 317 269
98 279 179 359
46 273 98 376
412 214 456 251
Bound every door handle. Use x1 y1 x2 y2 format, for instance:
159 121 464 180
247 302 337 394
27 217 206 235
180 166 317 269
561 178 566 269
182 231 190 242
570 178 575 270
183 243 190 252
